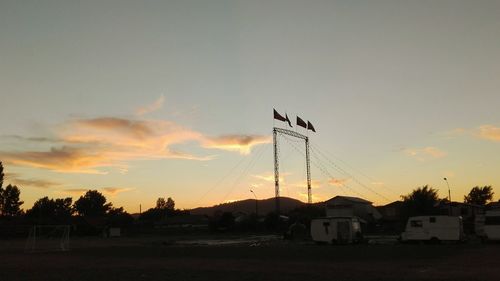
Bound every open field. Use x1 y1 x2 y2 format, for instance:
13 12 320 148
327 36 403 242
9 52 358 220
1 235 500 281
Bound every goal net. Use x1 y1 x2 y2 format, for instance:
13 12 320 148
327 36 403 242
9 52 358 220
25 225 70 252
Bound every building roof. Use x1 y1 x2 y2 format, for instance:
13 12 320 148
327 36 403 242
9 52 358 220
325 196 372 205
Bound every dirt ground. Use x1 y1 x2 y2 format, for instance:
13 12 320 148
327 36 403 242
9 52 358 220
1 235 499 281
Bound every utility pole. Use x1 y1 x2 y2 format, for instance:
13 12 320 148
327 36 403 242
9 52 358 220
250 189 258 216
444 178 452 215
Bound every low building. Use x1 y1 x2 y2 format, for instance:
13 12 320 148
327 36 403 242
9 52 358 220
324 196 382 223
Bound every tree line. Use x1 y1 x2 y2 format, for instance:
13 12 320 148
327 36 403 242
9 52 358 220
0 162 186 226
0 161 497 222
401 184 495 216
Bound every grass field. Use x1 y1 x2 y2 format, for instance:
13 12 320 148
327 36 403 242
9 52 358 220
1 235 499 281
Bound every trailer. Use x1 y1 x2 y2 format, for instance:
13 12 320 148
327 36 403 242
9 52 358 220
400 216 464 243
483 210 500 241
310 216 363 244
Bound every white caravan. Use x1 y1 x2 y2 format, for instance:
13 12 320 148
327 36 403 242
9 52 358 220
401 216 464 243
483 210 500 241
310 217 363 244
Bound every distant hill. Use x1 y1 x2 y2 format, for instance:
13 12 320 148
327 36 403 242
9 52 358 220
189 197 311 216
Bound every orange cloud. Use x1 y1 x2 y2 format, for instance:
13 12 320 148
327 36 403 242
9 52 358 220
202 135 271 155
135 95 165 116
253 172 290 183
101 187 133 196
328 177 349 187
62 188 88 195
477 125 500 142
1 115 269 174
404 146 446 161
4 173 62 189
0 146 109 174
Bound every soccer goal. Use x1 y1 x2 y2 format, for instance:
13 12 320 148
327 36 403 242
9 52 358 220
25 225 70 252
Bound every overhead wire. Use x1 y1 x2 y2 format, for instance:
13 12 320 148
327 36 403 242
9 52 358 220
309 145 390 202
220 144 269 203
311 143 401 197
281 135 364 198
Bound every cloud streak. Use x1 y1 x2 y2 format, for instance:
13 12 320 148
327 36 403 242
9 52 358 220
4 173 62 189
101 187 133 195
404 147 446 161
135 95 165 116
328 177 349 187
0 115 269 174
477 125 500 142
202 135 271 155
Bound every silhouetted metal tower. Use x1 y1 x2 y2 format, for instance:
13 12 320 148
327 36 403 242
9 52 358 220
273 127 311 214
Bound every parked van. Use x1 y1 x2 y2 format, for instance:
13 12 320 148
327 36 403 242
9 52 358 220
483 210 500 241
400 216 464 243
310 217 363 244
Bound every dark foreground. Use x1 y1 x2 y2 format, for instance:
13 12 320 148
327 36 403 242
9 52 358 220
1 236 499 281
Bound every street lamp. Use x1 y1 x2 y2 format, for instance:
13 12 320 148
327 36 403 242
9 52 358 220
250 189 258 216
444 178 452 215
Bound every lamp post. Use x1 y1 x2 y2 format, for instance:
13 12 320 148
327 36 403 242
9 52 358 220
444 178 452 215
250 189 258 216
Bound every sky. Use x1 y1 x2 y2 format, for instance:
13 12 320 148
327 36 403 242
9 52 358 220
1 0 500 212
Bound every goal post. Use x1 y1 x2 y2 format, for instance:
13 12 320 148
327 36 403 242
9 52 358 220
25 225 70 252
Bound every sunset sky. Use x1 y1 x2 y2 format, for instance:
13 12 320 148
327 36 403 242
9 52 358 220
1 0 499 212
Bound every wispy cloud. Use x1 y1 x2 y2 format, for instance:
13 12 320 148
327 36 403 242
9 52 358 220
101 187 133 196
62 188 88 195
0 113 269 173
202 135 271 155
135 95 165 116
444 125 500 143
252 172 290 183
4 173 62 189
404 147 446 161
327 177 349 187
0 146 109 174
477 125 500 142
1 135 59 143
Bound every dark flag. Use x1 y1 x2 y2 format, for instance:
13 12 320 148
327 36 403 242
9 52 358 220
273 109 287 122
296 116 307 129
285 114 292 128
307 121 316 132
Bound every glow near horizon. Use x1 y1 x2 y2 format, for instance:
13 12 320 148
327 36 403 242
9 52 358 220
1 0 500 212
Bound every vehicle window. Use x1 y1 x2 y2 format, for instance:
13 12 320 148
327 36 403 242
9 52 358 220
429 217 436 223
410 220 423 227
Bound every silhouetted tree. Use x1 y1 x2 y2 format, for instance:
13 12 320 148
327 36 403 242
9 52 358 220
166 197 175 210
74 190 112 217
26 197 73 220
0 161 4 189
401 185 439 216
1 184 23 217
0 162 4 213
140 197 184 223
107 207 133 227
156 197 166 209
464 186 494 206
156 197 175 210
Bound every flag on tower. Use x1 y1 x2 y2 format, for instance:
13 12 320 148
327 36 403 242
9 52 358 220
307 121 316 132
273 109 286 122
285 114 292 127
296 116 307 129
